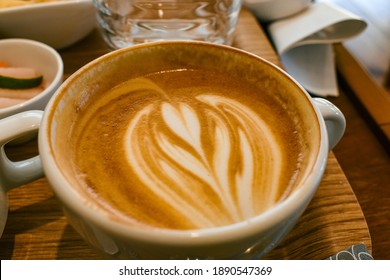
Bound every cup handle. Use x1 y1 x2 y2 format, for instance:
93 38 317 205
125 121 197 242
313 98 346 151
0 110 44 192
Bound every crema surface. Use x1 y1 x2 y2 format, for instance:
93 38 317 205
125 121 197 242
70 69 305 230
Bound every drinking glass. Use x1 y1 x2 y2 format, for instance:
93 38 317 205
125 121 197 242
93 0 243 48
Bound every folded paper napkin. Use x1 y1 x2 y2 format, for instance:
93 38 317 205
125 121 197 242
326 244 373 260
246 1 367 97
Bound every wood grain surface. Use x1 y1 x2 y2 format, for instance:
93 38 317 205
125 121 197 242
334 44 390 149
0 8 372 260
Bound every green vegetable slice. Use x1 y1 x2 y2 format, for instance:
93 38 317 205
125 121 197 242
0 75 43 89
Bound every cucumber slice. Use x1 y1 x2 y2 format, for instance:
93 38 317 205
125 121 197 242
0 75 43 89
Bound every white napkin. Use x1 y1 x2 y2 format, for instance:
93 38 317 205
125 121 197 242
266 2 367 97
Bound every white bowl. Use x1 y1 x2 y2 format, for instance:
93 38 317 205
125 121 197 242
0 0 96 49
0 39 63 119
244 0 312 22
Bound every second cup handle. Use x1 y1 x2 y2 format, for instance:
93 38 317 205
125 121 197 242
313 98 346 151
0 110 44 192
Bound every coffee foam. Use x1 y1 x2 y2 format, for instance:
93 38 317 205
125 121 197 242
124 87 283 228
69 70 304 230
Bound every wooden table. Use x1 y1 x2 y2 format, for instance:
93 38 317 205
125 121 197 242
0 9 379 260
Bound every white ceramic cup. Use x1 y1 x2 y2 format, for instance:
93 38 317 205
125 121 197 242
0 110 43 237
0 42 345 259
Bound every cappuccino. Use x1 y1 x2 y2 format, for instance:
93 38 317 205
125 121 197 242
68 69 306 230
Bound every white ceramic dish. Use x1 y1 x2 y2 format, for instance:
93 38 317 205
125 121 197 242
0 0 95 49
0 38 63 119
244 0 312 22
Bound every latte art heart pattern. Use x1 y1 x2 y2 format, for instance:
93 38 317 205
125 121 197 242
124 81 283 228
71 70 302 230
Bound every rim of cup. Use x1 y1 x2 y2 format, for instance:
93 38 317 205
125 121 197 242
39 41 328 246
